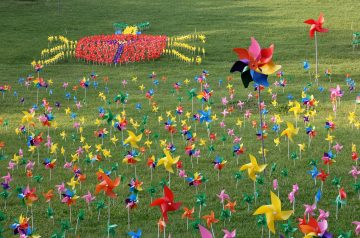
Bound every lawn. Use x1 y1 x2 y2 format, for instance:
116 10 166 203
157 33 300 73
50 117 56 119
0 0 360 237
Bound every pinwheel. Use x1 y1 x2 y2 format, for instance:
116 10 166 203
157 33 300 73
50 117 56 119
240 154 266 205
43 158 56 180
298 215 332 238
95 173 120 199
213 156 227 180
128 229 142 238
253 191 293 234
157 149 179 186
317 169 329 191
322 151 336 173
349 166 360 182
43 189 54 208
288 101 303 125
308 166 319 186
233 143 245 165
230 37 281 88
202 211 219 237
150 185 181 222
240 154 267 181
281 122 299 159
61 188 79 222
123 130 142 148
195 193 207 218
11 214 40 238
352 221 360 236
335 188 347 220
305 125 316 147
128 178 143 193
18 185 38 208
304 13 329 83
146 155 157 180
82 191 95 211
182 207 195 230
125 192 139 229
288 184 299 212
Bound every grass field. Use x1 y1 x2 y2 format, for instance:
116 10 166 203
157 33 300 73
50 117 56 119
0 0 360 237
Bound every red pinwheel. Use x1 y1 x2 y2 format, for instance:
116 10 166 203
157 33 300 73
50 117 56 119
95 172 120 198
304 13 329 38
150 185 182 222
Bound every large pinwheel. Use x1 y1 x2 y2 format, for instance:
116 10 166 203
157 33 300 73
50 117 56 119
95 173 120 198
253 191 293 234
230 37 281 88
150 185 181 222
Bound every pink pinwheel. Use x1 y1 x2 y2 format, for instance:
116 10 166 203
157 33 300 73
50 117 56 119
288 191 295 204
63 82 69 89
82 191 96 205
64 162 73 169
223 229 236 238
245 110 252 119
237 100 244 110
233 136 241 144
56 182 66 195
349 166 360 180
7 161 16 170
304 203 316 216
2 172 12 183
25 161 35 171
178 169 187 178
221 97 228 106
217 190 230 203
199 224 213 238
318 209 329 221
332 143 343 153
227 129 235 136
273 179 278 191
329 85 343 100
352 221 360 236
19 148 23 157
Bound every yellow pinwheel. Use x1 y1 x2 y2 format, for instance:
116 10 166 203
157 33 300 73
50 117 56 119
239 154 267 181
157 149 179 173
280 122 299 142
123 130 142 148
288 101 304 127
22 111 35 124
253 191 293 234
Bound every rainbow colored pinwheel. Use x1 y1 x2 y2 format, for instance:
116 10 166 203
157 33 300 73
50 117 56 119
230 37 281 87
253 191 293 234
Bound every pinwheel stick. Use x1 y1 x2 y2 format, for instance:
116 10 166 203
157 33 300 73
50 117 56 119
258 87 266 164
127 206 130 231
108 197 111 238
70 205 72 223
315 31 319 85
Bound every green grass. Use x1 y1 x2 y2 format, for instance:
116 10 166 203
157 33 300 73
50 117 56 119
0 0 360 237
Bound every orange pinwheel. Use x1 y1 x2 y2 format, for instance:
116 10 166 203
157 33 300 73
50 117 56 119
202 211 219 228
304 13 329 38
43 189 54 203
182 207 195 220
225 200 237 213
95 172 120 198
